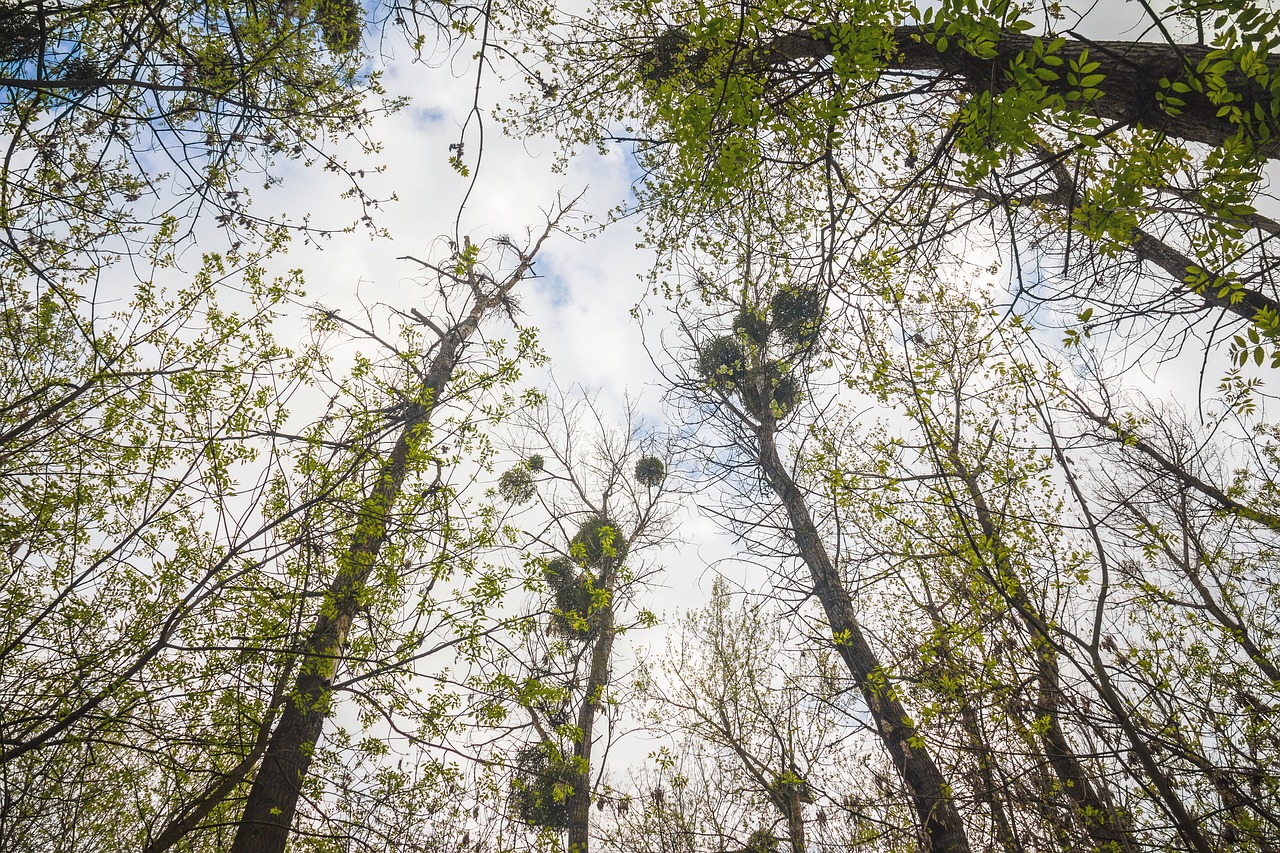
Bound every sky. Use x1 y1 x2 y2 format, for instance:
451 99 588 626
177 0 1280 785
235 22 751 781
221 0 1124 628
255 40 663 403
250 0 1167 408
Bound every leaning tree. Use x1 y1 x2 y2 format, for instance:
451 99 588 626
518 0 1280 363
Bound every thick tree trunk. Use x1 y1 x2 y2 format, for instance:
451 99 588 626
766 27 1279 155
754 424 971 853
230 331 469 853
226 216 563 853
782 785 806 853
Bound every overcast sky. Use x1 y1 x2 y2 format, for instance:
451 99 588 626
222 0 1276 776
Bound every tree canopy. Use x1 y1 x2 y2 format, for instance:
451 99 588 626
3 1 1280 852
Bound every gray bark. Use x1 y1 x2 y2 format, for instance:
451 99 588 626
753 423 971 853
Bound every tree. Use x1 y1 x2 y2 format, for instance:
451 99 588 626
0 0 402 284
655 235 1280 853
819 287 1142 852
0 251 316 850
802 267 1280 852
672 264 973 853
229 209 571 853
0 200 573 851
480 389 677 853
522 0 1280 360
1047 389 1280 853
642 578 869 853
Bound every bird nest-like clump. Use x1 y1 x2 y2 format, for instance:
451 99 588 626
698 335 746 387
733 306 770 347
570 515 628 567
634 456 665 487
511 741 577 829
769 288 823 348
498 465 536 504
544 557 598 637
700 333 801 420
739 368 799 420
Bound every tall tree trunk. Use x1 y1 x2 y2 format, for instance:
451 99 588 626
228 219 563 853
565 564 616 853
919 601 1025 853
945 455 1136 853
781 784 806 853
229 328 471 853
753 423 971 853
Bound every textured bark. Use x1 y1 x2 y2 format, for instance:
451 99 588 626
754 424 971 853
1131 226 1280 321
781 784 807 853
764 27 1279 155
228 219 564 853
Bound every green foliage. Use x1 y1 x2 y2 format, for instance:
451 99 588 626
544 557 599 637
521 0 1280 361
769 287 823 348
0 0 397 291
699 335 747 386
570 516 629 566
699 318 802 419
739 366 799 420
733 306 770 347
511 741 578 828
317 0 364 53
527 453 546 472
745 829 780 853
635 455 667 486
0 253 312 846
500 465 538 504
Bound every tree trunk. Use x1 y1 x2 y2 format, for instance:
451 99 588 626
753 424 971 853
782 785 806 853
229 331 469 853
765 27 1279 155
947 456 1136 853
227 216 564 853
565 563 618 853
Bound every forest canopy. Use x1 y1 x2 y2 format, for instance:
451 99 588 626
1 2 1279 853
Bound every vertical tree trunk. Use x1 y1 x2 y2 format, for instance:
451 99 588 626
947 456 1135 853
565 562 617 853
230 331 468 853
754 424 971 853
782 785 806 853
